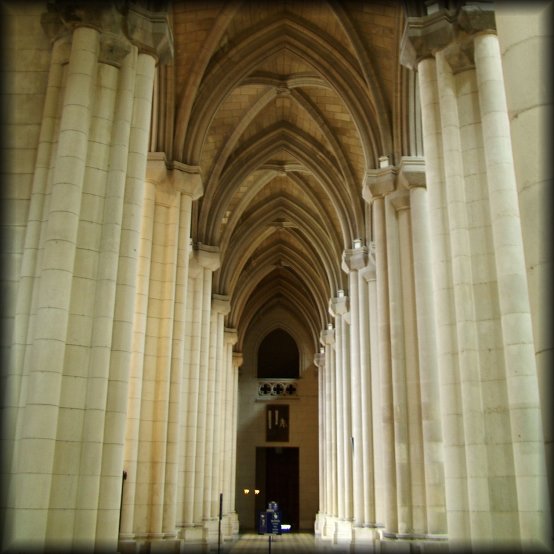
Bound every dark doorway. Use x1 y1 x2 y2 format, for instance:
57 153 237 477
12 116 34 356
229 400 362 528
255 447 299 532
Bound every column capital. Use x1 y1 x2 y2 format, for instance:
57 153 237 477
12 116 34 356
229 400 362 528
389 190 411 212
170 161 203 199
194 243 220 272
320 328 335 346
212 294 231 315
41 2 175 64
400 3 496 70
342 247 369 273
224 328 238 346
398 156 426 189
359 261 376 282
362 166 397 203
146 154 204 199
125 2 174 63
314 352 325 369
232 352 244 368
329 296 349 317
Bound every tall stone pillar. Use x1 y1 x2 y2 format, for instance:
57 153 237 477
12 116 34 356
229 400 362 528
4 3 171 548
401 4 551 548
329 294 352 542
229 351 244 535
207 294 231 539
222 329 239 537
363 164 397 537
153 161 203 539
358 262 377 532
342 244 370 538
314 349 326 537
398 157 446 538
192 246 220 529
495 8 553 520
178 255 204 540
474 32 551 548
321 326 337 537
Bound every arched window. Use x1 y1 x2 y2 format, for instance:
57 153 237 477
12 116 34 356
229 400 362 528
257 329 299 378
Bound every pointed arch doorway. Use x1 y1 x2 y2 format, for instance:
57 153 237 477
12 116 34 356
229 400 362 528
255 447 300 532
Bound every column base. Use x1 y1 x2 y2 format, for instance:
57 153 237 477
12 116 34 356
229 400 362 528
220 512 240 541
352 525 380 544
334 518 353 544
202 517 219 544
314 512 325 536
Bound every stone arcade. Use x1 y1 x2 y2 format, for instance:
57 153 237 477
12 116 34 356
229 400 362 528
1 1 552 552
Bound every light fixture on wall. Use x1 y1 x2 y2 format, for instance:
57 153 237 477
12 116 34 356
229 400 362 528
352 238 362 249
319 347 324 354
337 289 344 298
327 323 333 330
243 488 250 495
254 489 260 495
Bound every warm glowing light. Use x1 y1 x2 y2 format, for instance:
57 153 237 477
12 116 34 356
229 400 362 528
353 238 362 249
243 488 250 495
337 289 344 298
254 489 260 495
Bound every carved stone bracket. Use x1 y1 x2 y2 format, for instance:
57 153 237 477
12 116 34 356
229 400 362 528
400 2 496 70
41 0 174 65
124 2 174 63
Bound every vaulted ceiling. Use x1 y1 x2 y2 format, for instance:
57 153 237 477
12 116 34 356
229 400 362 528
152 0 409 351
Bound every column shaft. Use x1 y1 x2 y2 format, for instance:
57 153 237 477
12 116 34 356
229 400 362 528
349 269 363 527
194 266 212 523
17 26 99 543
334 313 345 521
373 197 398 534
359 269 376 527
162 192 194 536
436 49 492 540
409 184 446 535
475 33 550 547
181 260 203 527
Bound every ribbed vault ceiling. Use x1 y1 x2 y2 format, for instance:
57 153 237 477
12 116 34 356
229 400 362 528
167 0 405 351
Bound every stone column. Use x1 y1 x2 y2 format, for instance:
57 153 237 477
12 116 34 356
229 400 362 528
358 261 378 532
178 256 204 538
229 351 243 534
222 328 238 534
322 327 337 530
363 165 397 536
192 245 220 528
209 295 231 527
314 349 326 535
12 24 100 545
363 251 386 529
495 9 553 519
329 300 344 525
7 37 67 500
159 162 203 538
342 244 369 532
474 32 551 548
399 158 447 537
329 293 351 542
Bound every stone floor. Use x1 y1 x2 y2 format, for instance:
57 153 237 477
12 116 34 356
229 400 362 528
224 533 334 553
